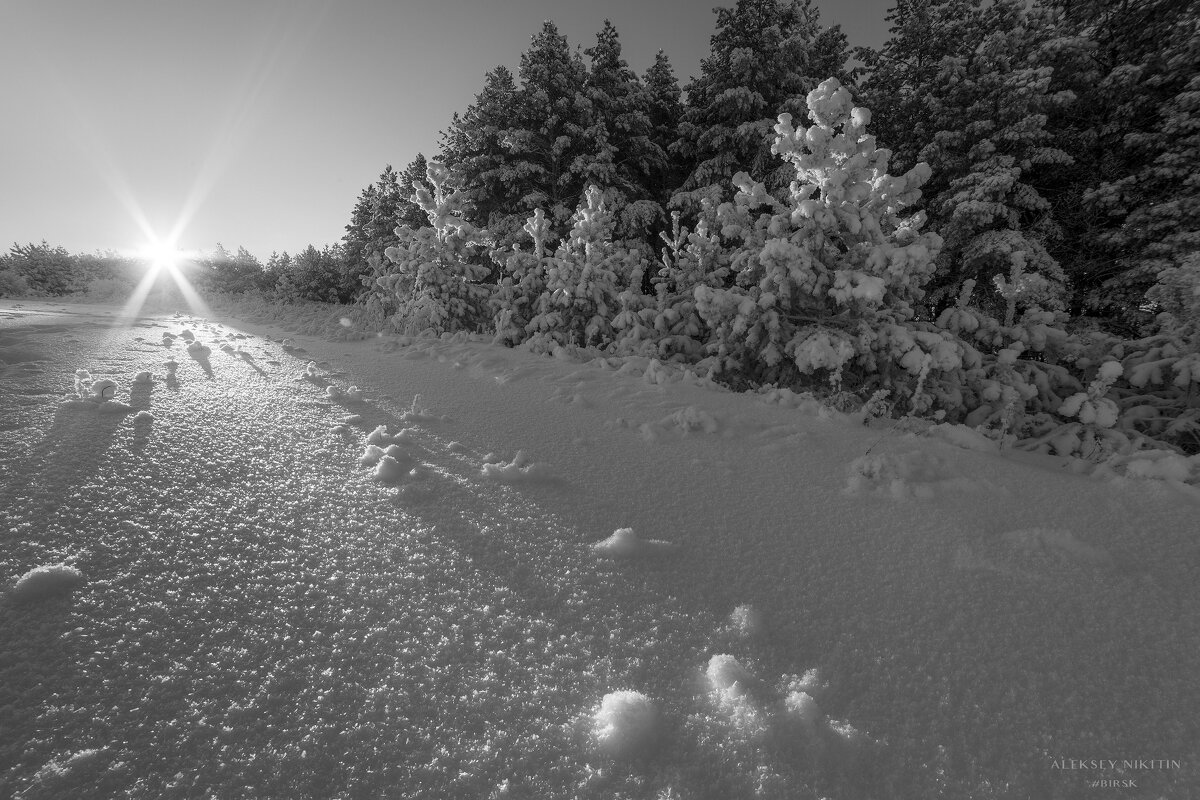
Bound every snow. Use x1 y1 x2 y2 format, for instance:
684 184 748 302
9 563 85 601
592 690 659 759
0 298 1196 799
590 528 676 559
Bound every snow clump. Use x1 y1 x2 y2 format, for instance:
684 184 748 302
591 528 677 559
187 340 211 358
592 690 659 759
10 563 85 601
480 450 555 483
706 654 768 735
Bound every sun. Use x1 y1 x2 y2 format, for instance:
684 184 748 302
136 238 187 273
117 235 211 322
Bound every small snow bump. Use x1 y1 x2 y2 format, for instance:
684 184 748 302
592 690 659 759
591 528 676 559
10 563 85 601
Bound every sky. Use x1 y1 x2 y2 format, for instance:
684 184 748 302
0 0 894 263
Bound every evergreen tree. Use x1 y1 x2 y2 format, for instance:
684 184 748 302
672 0 850 217
855 0 986 174
439 67 523 244
378 162 491 335
912 0 1075 318
503 21 592 234
343 165 408 298
1074 10 1200 327
489 208 554 345
526 185 635 348
578 20 665 245
643 50 685 209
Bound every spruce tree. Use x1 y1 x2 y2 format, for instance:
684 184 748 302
343 165 405 296
378 162 491 335
861 0 1077 320
672 0 850 217
526 186 634 348
643 50 684 209
439 66 523 245
579 20 665 246
504 21 590 235
1075 11 1200 328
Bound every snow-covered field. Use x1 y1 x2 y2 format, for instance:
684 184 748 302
1 298 1196 799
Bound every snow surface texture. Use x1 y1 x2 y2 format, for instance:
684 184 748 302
0 299 1196 800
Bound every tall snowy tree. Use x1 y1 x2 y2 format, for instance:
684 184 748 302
502 21 591 236
439 66 524 244
343 165 406 295
1070 8 1200 328
860 0 1078 320
577 20 665 245
671 0 850 217
856 0 986 175
643 49 685 209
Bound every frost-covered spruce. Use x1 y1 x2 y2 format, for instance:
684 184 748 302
489 209 552 346
526 186 635 349
639 206 729 361
694 77 944 395
378 161 491 336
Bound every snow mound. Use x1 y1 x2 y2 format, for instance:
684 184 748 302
480 451 556 484
845 450 979 498
164 359 178 374
133 410 153 421
89 378 118 400
639 406 720 442
591 528 677 559
373 452 417 484
705 654 767 735
1000 528 1113 568
1097 449 1200 484
10 563 85 601
592 690 659 759
783 690 823 730
178 329 194 341
925 423 997 452
359 445 386 467
186 340 211 358
132 371 152 384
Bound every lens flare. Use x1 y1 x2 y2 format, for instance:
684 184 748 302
118 237 211 321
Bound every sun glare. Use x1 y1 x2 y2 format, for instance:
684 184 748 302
117 235 211 322
137 239 186 273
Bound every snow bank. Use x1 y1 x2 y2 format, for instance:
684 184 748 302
592 690 659 759
9 563 84 601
